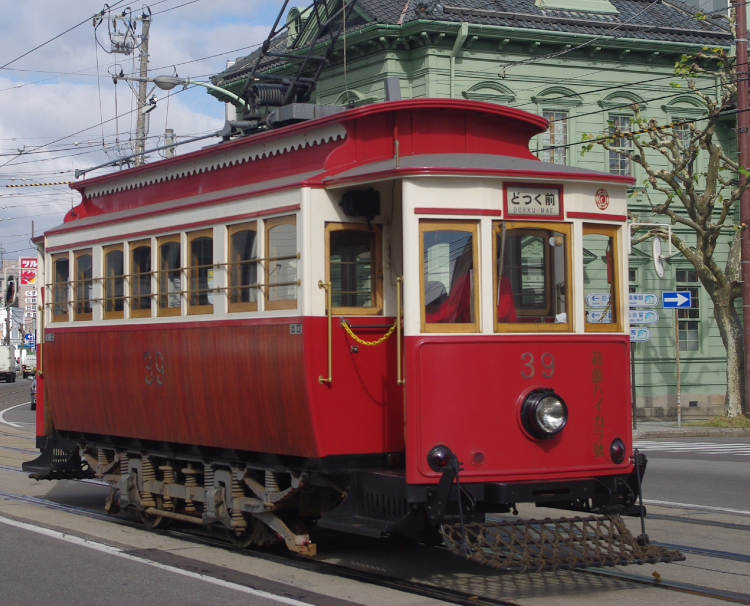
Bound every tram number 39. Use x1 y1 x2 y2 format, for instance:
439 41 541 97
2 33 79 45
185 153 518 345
521 353 555 379
144 351 165 386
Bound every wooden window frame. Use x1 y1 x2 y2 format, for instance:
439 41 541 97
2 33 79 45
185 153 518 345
73 249 93 321
325 222 383 316
51 252 70 323
157 234 182 317
227 222 258 313
265 215 298 311
103 244 124 320
493 221 572 333
187 228 214 316
583 224 622 333
419 219 480 333
129 239 152 319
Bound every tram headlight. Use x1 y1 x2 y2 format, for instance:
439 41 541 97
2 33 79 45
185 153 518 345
427 445 453 472
521 389 568 439
610 438 626 464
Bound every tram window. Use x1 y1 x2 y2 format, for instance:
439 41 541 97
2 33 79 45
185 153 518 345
130 240 152 318
103 245 124 320
494 221 571 332
583 224 621 332
73 249 93 321
266 216 298 310
51 253 70 322
326 223 382 315
158 235 182 317
228 222 258 313
187 229 213 315
420 220 479 333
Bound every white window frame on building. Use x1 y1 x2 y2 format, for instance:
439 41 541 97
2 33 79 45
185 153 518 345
532 87 583 167
675 266 701 353
608 114 633 176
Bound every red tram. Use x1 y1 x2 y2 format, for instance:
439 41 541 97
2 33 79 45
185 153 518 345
25 99 681 571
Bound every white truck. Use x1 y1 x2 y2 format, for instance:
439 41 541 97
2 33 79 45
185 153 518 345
0 345 19 383
22 353 37 379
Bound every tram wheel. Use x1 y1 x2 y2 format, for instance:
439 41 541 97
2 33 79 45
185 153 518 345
138 496 171 529
225 518 268 549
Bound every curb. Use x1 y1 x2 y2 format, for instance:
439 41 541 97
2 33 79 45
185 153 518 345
633 428 750 439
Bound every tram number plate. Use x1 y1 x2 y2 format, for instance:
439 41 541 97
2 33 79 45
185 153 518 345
520 352 555 379
290 324 302 335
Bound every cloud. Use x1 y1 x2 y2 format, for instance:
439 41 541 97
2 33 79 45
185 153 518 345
0 0 283 253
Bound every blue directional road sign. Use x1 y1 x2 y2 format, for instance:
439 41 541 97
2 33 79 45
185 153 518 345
24 333 34 341
662 291 691 308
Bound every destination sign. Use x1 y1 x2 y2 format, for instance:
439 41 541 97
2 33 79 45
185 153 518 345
629 293 658 307
630 327 651 342
506 186 561 217
629 310 659 324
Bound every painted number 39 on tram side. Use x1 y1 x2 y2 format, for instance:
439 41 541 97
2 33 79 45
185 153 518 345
25 99 683 572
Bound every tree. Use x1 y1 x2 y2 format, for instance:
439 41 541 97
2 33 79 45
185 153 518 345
582 14 749 417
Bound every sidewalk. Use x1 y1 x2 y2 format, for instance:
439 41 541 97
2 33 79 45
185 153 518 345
633 419 750 439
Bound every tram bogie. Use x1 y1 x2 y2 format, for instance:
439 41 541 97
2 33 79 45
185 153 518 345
25 99 683 571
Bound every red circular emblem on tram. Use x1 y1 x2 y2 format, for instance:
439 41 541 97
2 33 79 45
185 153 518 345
595 189 610 210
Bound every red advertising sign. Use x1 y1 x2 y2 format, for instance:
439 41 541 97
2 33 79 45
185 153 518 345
19 257 37 286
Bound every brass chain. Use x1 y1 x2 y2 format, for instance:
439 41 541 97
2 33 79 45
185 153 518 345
342 320 397 346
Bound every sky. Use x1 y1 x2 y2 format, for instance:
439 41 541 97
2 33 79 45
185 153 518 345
0 0 285 259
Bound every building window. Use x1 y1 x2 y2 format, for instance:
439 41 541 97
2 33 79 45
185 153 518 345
158 235 182 317
73 249 93 321
228 222 258 312
187 229 213 315
51 253 69 322
326 223 382 315
608 115 631 176
103 245 124 320
265 216 298 310
676 268 700 351
420 220 479 333
494 221 571 332
542 111 567 165
673 120 692 149
583 225 621 332
130 240 152 318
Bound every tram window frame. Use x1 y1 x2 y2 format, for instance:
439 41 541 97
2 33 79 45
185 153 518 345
103 244 124 320
583 224 622 333
265 215 298 311
157 234 182 317
419 219 480 334
227 221 259 313
51 252 70 323
325 222 383 316
129 239 152 319
73 249 93 321
492 221 572 333
187 229 214 316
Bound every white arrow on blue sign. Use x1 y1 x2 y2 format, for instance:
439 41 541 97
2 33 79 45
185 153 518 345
586 293 611 308
662 291 691 308
630 327 651 342
23 333 34 341
629 310 659 324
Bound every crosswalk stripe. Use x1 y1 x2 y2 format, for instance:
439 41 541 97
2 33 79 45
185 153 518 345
633 440 750 456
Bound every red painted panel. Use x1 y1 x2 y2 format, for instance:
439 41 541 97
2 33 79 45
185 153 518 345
405 334 632 484
303 316 404 456
44 321 317 457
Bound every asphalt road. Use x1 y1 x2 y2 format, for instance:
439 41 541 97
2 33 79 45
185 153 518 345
635 437 750 512
0 376 35 434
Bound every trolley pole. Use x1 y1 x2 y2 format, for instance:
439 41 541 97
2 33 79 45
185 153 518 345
134 14 152 166
735 0 750 417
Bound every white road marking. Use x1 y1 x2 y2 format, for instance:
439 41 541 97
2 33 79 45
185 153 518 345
0 515 313 605
641 499 750 517
633 440 750 456
0 402 29 428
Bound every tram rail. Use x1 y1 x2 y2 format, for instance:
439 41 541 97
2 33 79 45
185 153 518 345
0 474 747 606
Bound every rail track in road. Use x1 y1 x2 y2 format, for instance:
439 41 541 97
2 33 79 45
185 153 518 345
0 475 748 605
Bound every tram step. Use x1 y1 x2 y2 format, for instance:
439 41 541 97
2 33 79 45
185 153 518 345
22 434 92 480
440 514 685 573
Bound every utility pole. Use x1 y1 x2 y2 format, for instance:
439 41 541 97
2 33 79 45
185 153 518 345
736 0 750 416
134 13 152 166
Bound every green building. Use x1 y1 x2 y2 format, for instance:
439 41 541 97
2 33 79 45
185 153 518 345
211 0 735 418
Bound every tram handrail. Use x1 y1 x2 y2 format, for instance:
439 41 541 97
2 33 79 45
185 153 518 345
318 281 332 385
397 277 404 385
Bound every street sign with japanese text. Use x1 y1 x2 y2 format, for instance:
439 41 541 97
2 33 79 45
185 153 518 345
662 291 691 308
630 327 651 342
586 293 611 308
629 293 658 307
19 257 37 286
629 310 659 324
586 310 612 323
